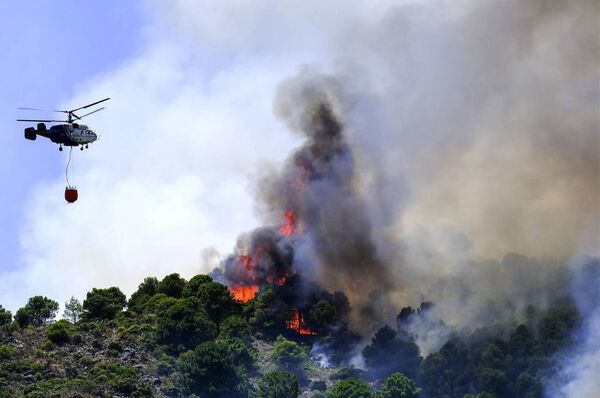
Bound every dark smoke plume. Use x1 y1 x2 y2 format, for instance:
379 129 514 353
219 3 599 386
220 73 397 331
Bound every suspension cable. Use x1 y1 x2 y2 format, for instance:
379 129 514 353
66 146 73 187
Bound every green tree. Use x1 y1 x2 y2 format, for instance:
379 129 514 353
63 296 83 323
182 274 213 297
142 293 177 314
248 288 291 334
0 305 12 326
306 300 337 334
508 325 535 379
220 314 252 341
271 335 308 374
537 305 579 353
82 287 127 321
220 337 256 372
418 341 470 398
195 281 238 329
363 325 422 379
14 296 59 327
155 298 216 353
326 377 373 398
377 373 420 398
514 372 542 398
157 273 186 298
177 339 249 398
257 371 300 398
127 277 159 313
478 367 509 398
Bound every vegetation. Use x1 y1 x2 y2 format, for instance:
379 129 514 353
0 305 12 326
257 371 300 398
0 269 588 397
155 297 216 353
177 339 252 397
271 335 308 375
157 273 186 298
363 325 422 380
63 296 83 323
82 287 126 321
46 319 74 344
376 373 421 398
14 296 59 327
326 377 373 398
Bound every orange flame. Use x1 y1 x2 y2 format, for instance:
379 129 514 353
230 285 259 303
280 210 297 236
286 308 316 335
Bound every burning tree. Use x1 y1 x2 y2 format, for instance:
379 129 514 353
216 74 396 338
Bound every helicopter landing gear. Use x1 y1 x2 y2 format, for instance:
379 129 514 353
85 144 88 149
59 145 63 152
80 145 84 151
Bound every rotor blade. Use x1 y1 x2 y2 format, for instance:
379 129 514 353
69 97 110 113
18 107 46 111
17 119 66 123
77 107 105 119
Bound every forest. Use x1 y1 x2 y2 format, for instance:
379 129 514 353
0 257 595 398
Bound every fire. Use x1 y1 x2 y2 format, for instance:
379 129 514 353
230 285 259 303
280 210 297 237
286 308 316 335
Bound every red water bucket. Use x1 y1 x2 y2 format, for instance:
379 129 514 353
65 187 78 203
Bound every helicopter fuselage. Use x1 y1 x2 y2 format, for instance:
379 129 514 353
25 123 97 147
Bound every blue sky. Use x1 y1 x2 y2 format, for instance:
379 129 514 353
0 1 143 271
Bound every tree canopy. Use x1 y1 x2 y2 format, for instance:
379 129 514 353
15 296 59 327
363 325 422 380
82 287 127 321
377 373 420 398
256 371 300 398
326 377 373 398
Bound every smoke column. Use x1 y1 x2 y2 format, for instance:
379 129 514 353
218 0 598 388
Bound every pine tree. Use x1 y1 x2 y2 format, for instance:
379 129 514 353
63 296 82 323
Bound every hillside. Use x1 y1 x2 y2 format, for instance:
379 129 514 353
0 267 591 398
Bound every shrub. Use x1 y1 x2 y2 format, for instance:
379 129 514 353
89 361 149 395
271 336 308 374
46 319 74 344
257 371 300 398
220 337 256 372
0 345 16 360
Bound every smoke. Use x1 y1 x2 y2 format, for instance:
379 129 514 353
219 72 397 330
218 0 599 355
335 0 599 261
547 257 600 397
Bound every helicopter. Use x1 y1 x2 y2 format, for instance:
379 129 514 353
17 97 109 151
